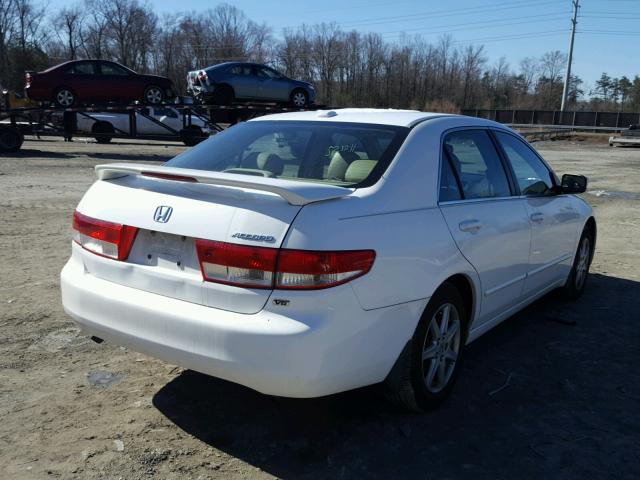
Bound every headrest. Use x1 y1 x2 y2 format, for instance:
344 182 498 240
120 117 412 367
327 150 360 180
345 159 377 183
256 152 283 176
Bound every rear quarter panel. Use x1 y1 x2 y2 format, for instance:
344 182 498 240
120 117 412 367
283 201 477 311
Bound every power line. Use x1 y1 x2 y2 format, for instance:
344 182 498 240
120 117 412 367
452 29 569 45
282 0 562 30
379 15 569 39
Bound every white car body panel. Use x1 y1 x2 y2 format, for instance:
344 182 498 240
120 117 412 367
60 108 595 398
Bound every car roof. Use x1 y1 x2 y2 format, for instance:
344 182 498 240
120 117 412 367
249 108 460 128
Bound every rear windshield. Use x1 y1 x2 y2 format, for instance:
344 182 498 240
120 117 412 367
165 121 408 187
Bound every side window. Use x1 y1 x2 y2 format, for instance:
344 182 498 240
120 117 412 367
227 65 253 76
257 67 280 78
495 132 554 195
66 62 96 75
443 130 511 199
440 154 462 202
100 62 129 76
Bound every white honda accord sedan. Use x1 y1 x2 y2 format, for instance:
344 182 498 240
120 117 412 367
61 109 595 411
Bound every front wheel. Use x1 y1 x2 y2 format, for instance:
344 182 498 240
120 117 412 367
144 85 164 104
290 89 308 107
386 282 467 412
562 228 593 299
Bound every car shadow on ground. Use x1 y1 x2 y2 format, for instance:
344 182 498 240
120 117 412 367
153 274 640 479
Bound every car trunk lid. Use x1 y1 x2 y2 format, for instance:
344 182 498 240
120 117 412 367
75 164 351 314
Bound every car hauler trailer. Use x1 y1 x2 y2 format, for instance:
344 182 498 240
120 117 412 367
0 94 321 153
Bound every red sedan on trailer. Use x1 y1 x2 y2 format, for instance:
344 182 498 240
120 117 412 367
25 60 175 107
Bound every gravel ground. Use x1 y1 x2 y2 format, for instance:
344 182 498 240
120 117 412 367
0 136 639 479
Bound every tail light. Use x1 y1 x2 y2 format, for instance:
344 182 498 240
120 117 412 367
196 240 277 288
197 71 208 84
195 240 375 290
25 72 31 87
276 249 375 289
72 211 138 261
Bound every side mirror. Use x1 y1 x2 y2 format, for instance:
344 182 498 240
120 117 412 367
560 174 587 194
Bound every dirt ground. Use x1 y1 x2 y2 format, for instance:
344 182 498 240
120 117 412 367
1 136 639 479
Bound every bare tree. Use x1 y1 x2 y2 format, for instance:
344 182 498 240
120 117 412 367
54 6 84 60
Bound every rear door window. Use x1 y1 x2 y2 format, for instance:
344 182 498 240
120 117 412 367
443 130 511 199
494 131 555 195
226 65 254 76
65 62 97 75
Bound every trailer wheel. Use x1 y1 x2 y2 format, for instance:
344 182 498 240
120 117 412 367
181 125 206 146
92 122 114 144
0 126 24 153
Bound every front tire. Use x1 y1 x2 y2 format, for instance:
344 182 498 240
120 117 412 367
386 282 467 412
290 89 308 107
562 228 593 300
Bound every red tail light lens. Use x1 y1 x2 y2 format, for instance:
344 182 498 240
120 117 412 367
276 249 375 289
195 240 278 289
198 71 208 84
72 211 138 261
195 239 375 290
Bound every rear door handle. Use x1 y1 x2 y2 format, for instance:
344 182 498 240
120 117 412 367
459 219 482 233
530 212 545 223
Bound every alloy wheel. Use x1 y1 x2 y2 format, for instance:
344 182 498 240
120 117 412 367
292 91 307 107
421 303 461 393
145 87 163 104
56 89 74 107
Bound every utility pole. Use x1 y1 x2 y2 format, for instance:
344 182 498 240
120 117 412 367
560 0 579 112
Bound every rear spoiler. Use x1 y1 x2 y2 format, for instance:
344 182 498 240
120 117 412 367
95 163 352 206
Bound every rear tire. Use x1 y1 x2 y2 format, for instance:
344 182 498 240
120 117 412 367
561 227 593 300
181 125 206 146
92 121 114 144
386 282 467 412
54 87 76 107
211 85 234 105
0 126 24 153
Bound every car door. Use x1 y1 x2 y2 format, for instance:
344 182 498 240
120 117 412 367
224 64 257 99
63 61 100 101
493 131 582 297
98 61 134 102
438 129 531 324
255 66 288 101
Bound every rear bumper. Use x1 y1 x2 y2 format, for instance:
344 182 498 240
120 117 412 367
61 255 424 397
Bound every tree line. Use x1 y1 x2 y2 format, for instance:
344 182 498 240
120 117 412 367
1 0 640 112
